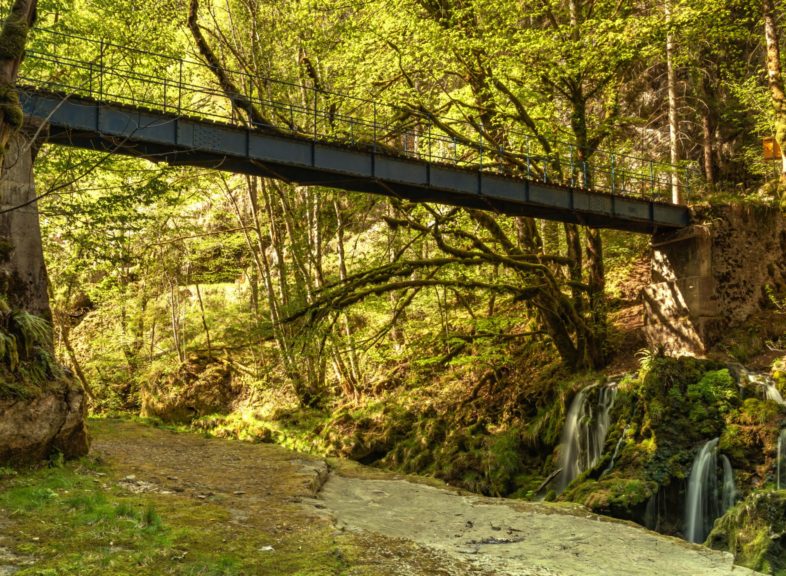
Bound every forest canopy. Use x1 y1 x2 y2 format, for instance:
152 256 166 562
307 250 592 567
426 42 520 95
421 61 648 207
0 0 782 410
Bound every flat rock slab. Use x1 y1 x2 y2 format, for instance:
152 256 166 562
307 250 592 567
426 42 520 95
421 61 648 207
317 475 762 576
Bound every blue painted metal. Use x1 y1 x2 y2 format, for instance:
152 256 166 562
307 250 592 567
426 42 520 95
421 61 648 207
14 28 695 233
20 88 689 233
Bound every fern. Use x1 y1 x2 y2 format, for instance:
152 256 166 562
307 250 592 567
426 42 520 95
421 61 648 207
0 329 19 371
635 347 656 375
10 311 51 357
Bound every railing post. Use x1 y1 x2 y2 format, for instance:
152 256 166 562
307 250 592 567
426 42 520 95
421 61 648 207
372 103 377 153
649 160 655 198
569 145 575 187
479 135 483 172
99 39 105 100
526 137 531 178
313 88 318 141
583 160 588 189
610 153 616 194
178 59 183 115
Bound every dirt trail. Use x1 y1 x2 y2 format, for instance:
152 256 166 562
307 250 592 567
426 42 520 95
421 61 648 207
88 420 759 576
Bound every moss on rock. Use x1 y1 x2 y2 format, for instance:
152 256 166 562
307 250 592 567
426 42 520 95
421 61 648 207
708 490 786 575
141 354 235 424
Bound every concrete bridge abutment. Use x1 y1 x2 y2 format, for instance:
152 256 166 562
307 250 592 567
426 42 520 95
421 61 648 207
644 205 786 357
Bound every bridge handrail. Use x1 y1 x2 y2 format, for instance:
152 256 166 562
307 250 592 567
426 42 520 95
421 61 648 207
19 27 699 203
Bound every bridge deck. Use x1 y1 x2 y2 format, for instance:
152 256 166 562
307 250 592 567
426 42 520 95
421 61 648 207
21 88 689 234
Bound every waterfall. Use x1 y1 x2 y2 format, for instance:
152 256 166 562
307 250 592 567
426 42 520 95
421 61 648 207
601 425 629 478
743 371 786 406
720 455 736 511
778 429 786 490
684 438 720 543
684 438 737 543
556 381 618 493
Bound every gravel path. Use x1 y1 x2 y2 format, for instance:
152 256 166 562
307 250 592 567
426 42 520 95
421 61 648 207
73 420 764 575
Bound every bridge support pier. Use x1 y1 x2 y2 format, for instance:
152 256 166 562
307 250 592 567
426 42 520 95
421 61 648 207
0 124 51 320
643 206 786 357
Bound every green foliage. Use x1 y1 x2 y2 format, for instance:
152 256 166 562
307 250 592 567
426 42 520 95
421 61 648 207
685 369 738 432
0 306 61 398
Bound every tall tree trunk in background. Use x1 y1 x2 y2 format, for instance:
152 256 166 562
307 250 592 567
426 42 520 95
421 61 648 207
764 0 786 186
0 0 36 161
665 0 683 203
702 112 715 188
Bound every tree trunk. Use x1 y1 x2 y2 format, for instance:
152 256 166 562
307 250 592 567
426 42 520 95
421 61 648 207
0 0 37 160
665 0 683 203
194 283 212 358
62 324 93 400
764 0 786 185
702 111 715 189
0 128 51 322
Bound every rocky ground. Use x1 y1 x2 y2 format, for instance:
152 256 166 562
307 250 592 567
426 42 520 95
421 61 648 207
0 419 765 575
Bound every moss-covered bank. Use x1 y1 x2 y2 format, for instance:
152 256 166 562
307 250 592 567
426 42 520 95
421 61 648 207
708 490 786 575
561 357 786 536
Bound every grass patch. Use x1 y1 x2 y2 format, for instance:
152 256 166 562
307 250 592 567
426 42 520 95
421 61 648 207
0 455 347 575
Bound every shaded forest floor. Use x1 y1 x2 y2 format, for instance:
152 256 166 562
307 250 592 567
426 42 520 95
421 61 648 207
0 419 765 575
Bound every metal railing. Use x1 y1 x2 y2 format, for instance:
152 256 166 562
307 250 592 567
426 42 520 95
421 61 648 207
19 28 697 203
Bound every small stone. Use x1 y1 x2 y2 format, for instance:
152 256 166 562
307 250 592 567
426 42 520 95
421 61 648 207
259 545 274 552
233 491 245 495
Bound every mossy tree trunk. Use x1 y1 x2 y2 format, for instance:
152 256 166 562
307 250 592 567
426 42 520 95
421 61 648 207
0 1 52 333
0 0 37 162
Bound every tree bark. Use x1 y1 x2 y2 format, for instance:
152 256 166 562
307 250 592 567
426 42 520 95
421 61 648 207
0 128 50 322
665 0 683 203
0 0 37 158
764 0 786 184
702 111 715 188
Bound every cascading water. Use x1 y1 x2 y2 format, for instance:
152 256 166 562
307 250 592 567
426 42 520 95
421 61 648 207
684 438 720 543
742 370 786 406
720 455 736 511
778 429 786 490
684 438 737 543
601 425 630 478
555 381 618 494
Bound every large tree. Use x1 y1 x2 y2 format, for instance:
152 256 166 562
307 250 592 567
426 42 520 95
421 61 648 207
0 0 36 160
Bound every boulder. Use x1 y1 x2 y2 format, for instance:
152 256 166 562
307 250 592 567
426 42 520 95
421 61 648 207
0 379 89 465
708 490 786 575
141 353 234 424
